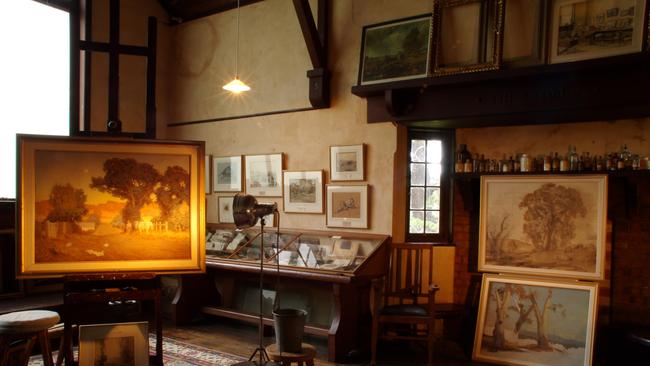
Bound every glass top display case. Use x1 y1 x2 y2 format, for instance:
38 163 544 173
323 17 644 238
205 225 388 275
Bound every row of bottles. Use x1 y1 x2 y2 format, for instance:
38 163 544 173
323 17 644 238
455 144 650 173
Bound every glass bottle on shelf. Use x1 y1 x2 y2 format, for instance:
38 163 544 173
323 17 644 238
560 153 569 172
581 152 592 171
569 146 579 171
520 153 529 172
632 154 641 170
478 154 486 172
544 154 552 172
463 158 472 173
501 154 510 173
508 156 516 173
595 155 604 171
455 144 470 173
619 144 631 169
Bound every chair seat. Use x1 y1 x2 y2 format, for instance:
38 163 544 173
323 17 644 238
0 310 60 334
380 304 428 317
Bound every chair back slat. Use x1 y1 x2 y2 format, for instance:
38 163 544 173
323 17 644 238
385 242 435 306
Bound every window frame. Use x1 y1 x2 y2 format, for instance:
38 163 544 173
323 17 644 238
405 129 454 244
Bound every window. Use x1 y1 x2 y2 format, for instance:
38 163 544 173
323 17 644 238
0 0 69 199
406 129 453 243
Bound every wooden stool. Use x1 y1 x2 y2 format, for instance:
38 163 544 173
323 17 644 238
265 343 316 366
0 310 60 366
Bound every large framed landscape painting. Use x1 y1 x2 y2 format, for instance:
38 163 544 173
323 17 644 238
479 175 607 280
17 135 206 277
473 274 598 366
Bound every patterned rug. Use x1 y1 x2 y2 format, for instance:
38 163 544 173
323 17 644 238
29 334 245 366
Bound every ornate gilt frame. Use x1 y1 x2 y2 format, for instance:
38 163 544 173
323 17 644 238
432 0 505 76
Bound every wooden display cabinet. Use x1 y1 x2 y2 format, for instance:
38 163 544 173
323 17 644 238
172 224 390 363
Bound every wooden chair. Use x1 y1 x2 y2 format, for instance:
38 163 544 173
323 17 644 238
370 242 439 366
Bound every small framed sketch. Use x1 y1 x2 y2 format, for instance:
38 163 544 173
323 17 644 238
549 0 648 64
326 185 369 229
283 170 324 213
330 144 364 181
78 321 149 366
205 155 212 194
218 196 235 224
473 274 598 366
213 155 242 192
245 153 283 197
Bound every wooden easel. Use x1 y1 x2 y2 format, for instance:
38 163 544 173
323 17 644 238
61 272 163 366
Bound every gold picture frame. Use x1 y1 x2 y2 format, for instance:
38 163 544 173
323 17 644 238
478 175 607 280
78 321 149 366
17 134 206 277
326 184 369 229
432 0 505 76
473 274 598 366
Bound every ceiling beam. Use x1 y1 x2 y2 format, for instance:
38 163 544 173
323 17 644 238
292 0 325 69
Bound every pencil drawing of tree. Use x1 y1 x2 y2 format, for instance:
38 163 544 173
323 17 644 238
47 183 87 222
91 158 161 232
487 214 510 260
518 183 586 251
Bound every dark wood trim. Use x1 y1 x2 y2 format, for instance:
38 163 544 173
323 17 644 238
391 125 408 243
107 0 120 126
69 1 80 136
146 17 157 139
82 0 92 133
33 0 71 12
292 0 324 69
167 106 318 127
163 0 265 25
79 41 149 56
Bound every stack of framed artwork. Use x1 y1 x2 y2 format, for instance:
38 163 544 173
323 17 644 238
357 0 650 81
473 175 608 366
208 144 370 229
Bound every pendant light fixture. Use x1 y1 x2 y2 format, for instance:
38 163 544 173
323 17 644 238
223 0 251 93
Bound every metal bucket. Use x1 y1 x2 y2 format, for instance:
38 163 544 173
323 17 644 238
272 308 307 353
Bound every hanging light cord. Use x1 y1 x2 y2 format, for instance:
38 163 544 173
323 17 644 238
235 0 241 79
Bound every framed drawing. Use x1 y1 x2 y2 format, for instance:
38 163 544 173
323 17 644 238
326 185 369 229
283 170 324 213
479 175 607 280
330 144 364 181
218 196 235 224
79 321 149 366
17 135 206 277
432 0 505 75
503 0 548 67
213 155 242 192
473 274 598 366
549 0 648 64
358 14 433 85
244 153 283 197
205 155 212 194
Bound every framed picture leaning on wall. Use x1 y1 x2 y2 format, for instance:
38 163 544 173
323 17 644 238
549 0 648 64
502 0 548 67
478 175 607 280
78 322 149 366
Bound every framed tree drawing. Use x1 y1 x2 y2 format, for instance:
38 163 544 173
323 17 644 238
244 153 283 197
79 322 149 366
474 274 598 366
330 144 364 181
17 135 206 277
283 170 324 213
326 185 369 228
478 175 607 280
213 155 242 192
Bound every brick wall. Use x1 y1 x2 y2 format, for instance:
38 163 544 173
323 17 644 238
452 183 472 304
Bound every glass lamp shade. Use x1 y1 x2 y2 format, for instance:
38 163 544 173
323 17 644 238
223 78 251 93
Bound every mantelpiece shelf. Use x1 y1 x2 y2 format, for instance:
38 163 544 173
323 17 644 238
453 169 650 180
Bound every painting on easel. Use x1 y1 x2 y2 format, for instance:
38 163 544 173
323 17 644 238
17 135 206 277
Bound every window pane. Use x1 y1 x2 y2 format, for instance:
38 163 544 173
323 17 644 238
410 187 424 210
426 163 441 186
409 211 424 233
425 211 440 234
410 140 426 162
410 163 425 186
426 187 440 210
427 140 442 163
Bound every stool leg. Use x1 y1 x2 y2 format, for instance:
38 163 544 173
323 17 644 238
37 330 54 366
0 336 9 366
306 360 314 366
19 335 37 366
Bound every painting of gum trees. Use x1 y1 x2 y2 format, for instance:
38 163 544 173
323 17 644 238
474 274 598 366
479 175 607 280
18 136 205 276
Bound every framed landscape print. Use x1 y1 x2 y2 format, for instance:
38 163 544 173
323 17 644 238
473 274 598 366
213 155 242 192
478 175 607 280
549 0 647 64
17 135 206 277
326 185 369 228
358 14 432 85
218 196 235 224
503 0 548 67
330 144 364 181
244 153 283 197
79 321 149 366
283 171 324 213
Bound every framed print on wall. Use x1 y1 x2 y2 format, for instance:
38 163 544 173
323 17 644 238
283 171 324 213
213 155 242 192
473 274 598 366
549 0 648 64
358 14 433 85
218 196 235 224
78 321 149 366
245 153 283 197
326 185 369 229
330 144 365 181
478 175 607 280
502 0 548 67
17 134 206 277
